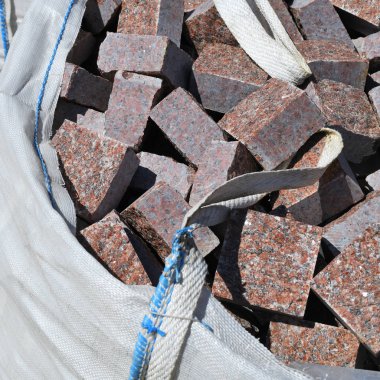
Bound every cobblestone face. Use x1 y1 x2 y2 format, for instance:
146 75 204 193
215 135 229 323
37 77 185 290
219 79 326 170
313 224 380 357
353 31 380 72
52 120 139 222
212 210 322 317
81 211 162 285
83 0 122 34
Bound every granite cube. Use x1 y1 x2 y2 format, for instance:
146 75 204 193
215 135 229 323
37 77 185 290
60 63 112 112
83 0 122 34
184 0 207 12
150 88 225 168
322 191 380 256
290 0 354 49
369 85 380 119
296 40 369 89
192 43 268 113
130 152 194 199
118 0 183 47
353 31 380 72
120 182 219 259
219 78 326 170
271 132 364 225
312 224 380 357
269 322 360 367
81 211 162 285
52 120 139 222
367 170 380 191
105 72 164 149
98 33 193 88
306 80 380 163
189 141 258 206
212 210 322 317
67 29 96 66
184 0 238 54
371 71 380 86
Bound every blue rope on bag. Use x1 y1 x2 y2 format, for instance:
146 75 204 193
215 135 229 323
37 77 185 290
34 0 76 203
129 226 195 380
0 0 9 58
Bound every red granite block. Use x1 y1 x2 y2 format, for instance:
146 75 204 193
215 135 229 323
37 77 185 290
219 78 326 170
150 88 225 168
192 43 268 113
184 0 238 54
330 0 379 34
269 322 360 367
212 210 322 317
290 0 354 49
184 0 207 12
367 170 380 191
120 182 219 259
189 141 258 206
271 132 364 225
369 84 380 119
83 0 122 34
130 152 194 199
268 0 304 44
81 211 162 285
117 0 183 47
312 224 380 357
53 100 105 136
67 29 96 66
98 33 193 88
60 63 112 112
105 72 164 150
354 31 380 72
306 80 380 163
296 40 369 89
52 120 139 222
322 191 380 256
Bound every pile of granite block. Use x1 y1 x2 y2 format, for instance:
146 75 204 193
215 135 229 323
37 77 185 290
51 0 380 372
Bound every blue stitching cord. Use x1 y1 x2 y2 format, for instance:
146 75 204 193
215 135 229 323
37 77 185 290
0 0 9 58
34 0 75 203
129 226 195 380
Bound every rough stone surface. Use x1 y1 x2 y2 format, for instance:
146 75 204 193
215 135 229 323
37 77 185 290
371 71 380 85
369 86 380 120
81 211 162 285
330 0 380 34
269 322 360 367
184 0 238 54
313 224 380 357
52 120 139 222
271 132 364 225
219 78 326 170
184 0 207 12
130 152 194 199
117 0 183 47
322 191 380 256
296 40 369 89
83 0 122 34
193 43 268 113
60 63 112 112
212 210 322 317
121 182 219 259
150 88 225 168
353 31 380 72
307 80 380 163
367 170 380 191
67 29 96 66
290 0 354 49
98 33 193 88
268 0 304 43
105 72 164 149
53 100 105 135
189 141 258 206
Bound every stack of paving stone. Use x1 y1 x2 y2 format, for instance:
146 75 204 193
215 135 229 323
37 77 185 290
51 0 380 372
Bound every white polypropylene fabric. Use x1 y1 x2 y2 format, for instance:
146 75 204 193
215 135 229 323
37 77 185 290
0 1 342 379
213 0 312 85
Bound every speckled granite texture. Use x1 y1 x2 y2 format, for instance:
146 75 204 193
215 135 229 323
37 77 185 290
212 210 322 317
83 0 122 34
312 224 380 357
